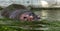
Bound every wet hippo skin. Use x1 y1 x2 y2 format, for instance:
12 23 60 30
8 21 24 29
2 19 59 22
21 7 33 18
1 4 40 21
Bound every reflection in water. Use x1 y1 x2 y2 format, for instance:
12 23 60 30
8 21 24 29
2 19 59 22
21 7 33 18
35 10 60 21
34 10 48 20
41 10 48 19
47 10 60 21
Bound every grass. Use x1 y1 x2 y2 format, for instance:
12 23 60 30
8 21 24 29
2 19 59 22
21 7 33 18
0 18 60 31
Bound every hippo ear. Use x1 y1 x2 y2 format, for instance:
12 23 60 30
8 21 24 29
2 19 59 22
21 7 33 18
29 12 35 16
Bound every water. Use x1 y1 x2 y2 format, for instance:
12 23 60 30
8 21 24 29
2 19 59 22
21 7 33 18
34 9 60 31
0 9 60 31
34 9 60 21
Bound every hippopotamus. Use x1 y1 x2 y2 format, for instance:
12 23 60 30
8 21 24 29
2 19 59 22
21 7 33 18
1 4 40 21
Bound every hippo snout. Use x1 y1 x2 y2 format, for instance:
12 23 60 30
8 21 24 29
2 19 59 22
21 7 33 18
20 12 40 21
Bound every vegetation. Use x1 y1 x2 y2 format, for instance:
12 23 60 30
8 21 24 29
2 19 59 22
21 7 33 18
0 18 60 31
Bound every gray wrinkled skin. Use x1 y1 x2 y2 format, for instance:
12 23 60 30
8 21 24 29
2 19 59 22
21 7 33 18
1 4 40 21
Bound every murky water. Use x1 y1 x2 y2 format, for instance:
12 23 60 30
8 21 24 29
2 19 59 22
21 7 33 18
34 9 60 21
34 9 60 31
0 9 60 31
1 9 60 21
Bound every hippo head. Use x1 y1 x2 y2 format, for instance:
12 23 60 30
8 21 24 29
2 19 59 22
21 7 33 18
20 11 40 21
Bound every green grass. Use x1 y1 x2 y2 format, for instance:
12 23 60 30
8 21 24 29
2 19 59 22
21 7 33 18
0 18 60 31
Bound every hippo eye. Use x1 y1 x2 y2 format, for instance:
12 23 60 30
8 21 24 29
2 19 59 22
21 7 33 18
24 17 27 19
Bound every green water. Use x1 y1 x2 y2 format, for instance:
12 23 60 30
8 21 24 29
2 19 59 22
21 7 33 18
0 8 60 31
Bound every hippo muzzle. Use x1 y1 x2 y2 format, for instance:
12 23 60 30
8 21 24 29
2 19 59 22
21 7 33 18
20 12 40 21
